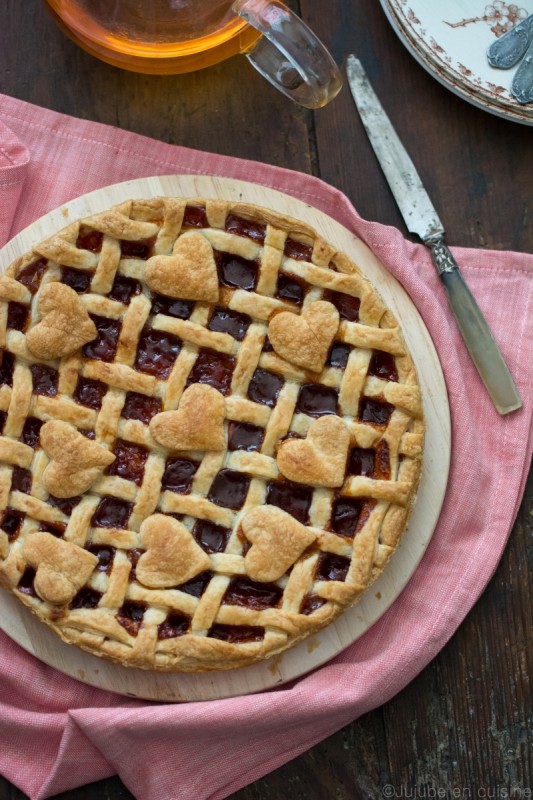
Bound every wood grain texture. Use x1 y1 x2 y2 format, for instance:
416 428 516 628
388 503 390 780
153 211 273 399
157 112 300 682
0 0 531 797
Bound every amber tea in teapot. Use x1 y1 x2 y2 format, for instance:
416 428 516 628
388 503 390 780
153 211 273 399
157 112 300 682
43 0 342 108
43 0 260 74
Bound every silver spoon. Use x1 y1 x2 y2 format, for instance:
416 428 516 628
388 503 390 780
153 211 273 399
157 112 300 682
511 38 533 103
487 13 533 104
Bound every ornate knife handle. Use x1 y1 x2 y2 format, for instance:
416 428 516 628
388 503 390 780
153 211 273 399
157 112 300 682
426 235 459 276
423 235 522 415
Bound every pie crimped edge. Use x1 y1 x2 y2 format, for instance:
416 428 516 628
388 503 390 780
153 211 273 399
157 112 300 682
0 191 422 669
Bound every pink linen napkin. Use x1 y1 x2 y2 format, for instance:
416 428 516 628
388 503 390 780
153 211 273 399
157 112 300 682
0 93 532 800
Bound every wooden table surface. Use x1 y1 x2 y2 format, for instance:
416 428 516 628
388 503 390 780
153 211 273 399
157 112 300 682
1 1 532 798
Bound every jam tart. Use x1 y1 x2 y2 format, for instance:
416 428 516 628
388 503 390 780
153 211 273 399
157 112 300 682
0 197 424 672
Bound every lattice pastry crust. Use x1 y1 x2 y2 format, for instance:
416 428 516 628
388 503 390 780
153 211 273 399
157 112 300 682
0 197 424 672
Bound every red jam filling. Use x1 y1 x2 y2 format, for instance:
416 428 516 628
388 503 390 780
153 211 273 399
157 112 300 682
151 294 193 320
207 469 250 510
83 315 121 362
348 447 375 477
358 397 395 427
182 205 209 228
223 576 282 610
215 251 258 291
330 497 375 538
178 570 212 598
86 545 116 573
48 495 81 516
368 350 399 382
61 267 92 293
296 384 338 417
284 238 313 261
108 275 142 304
39 521 67 538
315 552 351 582
11 467 31 494
247 368 284 407
20 417 43 448
208 624 264 643
0 351 14 386
300 594 327 615
7 302 29 331
106 439 149 486
207 308 251 340
158 612 191 640
120 238 155 260
73 377 107 410
116 601 146 635
327 342 351 368
348 440 390 480
225 213 266 244
17 567 37 597
161 458 199 494
70 587 102 609
30 365 58 396
17 259 47 294
227 421 264 452
1 508 25 541
193 520 231 554
265 479 313 525
76 228 103 252
186 350 236 396
323 290 360 322
122 391 162 424
275 273 305 305
127 548 144 581
134 327 181 378
374 440 391 479
91 496 133 529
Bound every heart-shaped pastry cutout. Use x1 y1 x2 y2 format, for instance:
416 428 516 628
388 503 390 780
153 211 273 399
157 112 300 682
242 505 317 583
23 532 98 605
150 384 225 452
277 416 350 488
268 300 339 373
146 230 219 303
26 282 97 360
136 514 211 588
41 420 115 498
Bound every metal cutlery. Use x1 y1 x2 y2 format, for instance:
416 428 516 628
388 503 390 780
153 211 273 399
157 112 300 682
487 14 533 105
346 55 522 415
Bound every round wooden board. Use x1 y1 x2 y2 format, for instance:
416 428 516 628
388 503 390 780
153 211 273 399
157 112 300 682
0 175 451 702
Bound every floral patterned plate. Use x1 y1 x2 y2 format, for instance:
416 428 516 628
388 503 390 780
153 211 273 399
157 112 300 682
379 0 533 125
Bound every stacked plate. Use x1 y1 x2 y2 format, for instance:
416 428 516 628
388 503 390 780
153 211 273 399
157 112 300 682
379 0 533 126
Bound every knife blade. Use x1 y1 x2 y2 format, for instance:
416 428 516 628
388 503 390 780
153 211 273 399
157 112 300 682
346 55 522 416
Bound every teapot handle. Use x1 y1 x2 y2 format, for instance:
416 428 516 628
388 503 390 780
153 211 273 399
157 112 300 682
232 0 342 108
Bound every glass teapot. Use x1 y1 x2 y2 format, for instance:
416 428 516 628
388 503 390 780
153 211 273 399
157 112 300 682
43 0 342 108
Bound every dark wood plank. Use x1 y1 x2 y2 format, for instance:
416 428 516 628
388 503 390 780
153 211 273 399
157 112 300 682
0 1 531 799
1 0 312 172
304 0 533 253
384 464 533 792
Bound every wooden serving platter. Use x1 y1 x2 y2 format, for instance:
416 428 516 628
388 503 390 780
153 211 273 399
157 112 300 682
0 175 451 702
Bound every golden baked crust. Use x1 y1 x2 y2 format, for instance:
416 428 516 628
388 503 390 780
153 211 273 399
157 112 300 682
0 197 424 672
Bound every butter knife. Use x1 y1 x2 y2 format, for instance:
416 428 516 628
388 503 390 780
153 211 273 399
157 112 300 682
346 55 522 416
